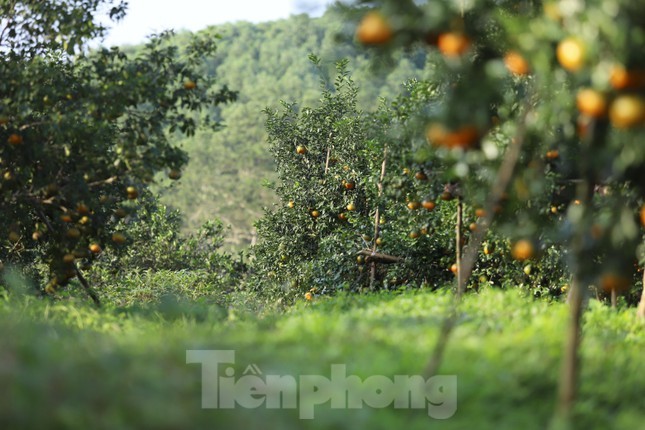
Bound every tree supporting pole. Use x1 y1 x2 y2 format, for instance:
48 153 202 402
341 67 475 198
456 195 463 297
370 146 388 291
638 269 645 319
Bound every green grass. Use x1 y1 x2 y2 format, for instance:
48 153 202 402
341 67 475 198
0 287 643 430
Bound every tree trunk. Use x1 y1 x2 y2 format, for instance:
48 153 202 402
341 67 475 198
370 146 388 291
555 277 583 424
637 269 645 319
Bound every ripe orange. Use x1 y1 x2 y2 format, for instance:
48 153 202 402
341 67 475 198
450 263 458 274
344 181 355 190
556 37 586 72
296 145 307 155
7 133 23 145
475 208 486 218
112 232 127 244
409 231 419 239
60 214 73 223
66 228 81 239
440 191 454 201
63 254 76 264
347 202 356 211
469 222 477 232
576 89 607 118
376 237 384 245
511 239 535 261
304 292 313 301
609 95 645 128
414 171 428 181
437 32 471 57
609 65 645 90
640 204 645 227
426 123 480 149
545 149 559 160
422 200 436 211
407 201 421 210
504 51 530 76
183 80 196 90
76 203 90 215
338 212 347 221
599 273 630 293
356 11 393 45
126 186 138 199
311 210 320 218
89 243 102 254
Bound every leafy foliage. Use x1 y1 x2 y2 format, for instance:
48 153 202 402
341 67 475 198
0 0 236 296
0 288 642 429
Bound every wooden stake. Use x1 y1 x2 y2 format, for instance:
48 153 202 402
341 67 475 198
370 146 388 291
456 195 463 297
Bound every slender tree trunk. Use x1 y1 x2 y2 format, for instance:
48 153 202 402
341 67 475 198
424 106 530 378
610 288 617 309
456 196 463 297
370 146 388 291
637 269 645 319
555 276 583 424
552 114 601 428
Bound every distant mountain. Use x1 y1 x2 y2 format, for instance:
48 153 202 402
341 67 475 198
158 9 433 250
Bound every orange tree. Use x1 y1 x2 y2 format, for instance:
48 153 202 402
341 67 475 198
252 59 472 298
348 0 645 425
0 0 236 303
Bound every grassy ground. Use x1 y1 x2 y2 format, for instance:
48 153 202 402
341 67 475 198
0 286 643 430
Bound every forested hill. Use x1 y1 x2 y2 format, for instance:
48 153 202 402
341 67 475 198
157 10 433 250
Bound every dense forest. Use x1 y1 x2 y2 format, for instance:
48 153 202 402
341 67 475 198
156 11 434 249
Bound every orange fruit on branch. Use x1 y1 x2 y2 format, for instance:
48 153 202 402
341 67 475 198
599 273 630 293
422 200 436 211
545 149 559 160
609 95 645 128
7 133 23 145
609 65 645 90
576 89 607 118
504 51 530 76
437 32 471 57
511 239 535 261
426 123 480 149
356 11 393 45
556 37 586 72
